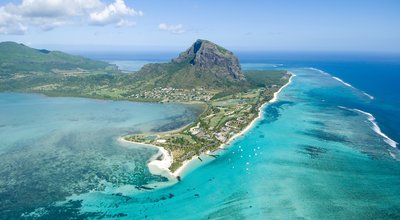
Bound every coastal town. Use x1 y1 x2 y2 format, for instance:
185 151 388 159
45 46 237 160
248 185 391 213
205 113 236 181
129 87 215 102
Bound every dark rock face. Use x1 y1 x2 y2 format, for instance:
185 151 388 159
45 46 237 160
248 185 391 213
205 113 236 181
173 39 244 80
134 39 247 89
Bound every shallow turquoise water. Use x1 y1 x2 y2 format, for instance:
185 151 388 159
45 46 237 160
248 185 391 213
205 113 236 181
62 68 399 219
108 60 166 72
1 66 400 219
0 94 202 218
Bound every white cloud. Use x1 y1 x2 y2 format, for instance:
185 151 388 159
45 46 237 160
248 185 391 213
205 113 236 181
17 0 103 18
0 7 26 34
89 0 143 26
158 23 185 34
116 19 136 28
0 0 142 35
38 19 67 31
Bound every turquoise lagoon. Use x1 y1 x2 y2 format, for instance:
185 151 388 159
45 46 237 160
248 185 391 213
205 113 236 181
69 67 400 219
1 66 400 219
0 94 202 218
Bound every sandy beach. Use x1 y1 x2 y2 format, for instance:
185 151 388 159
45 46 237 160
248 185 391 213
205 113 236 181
172 72 296 177
122 72 295 182
118 137 177 181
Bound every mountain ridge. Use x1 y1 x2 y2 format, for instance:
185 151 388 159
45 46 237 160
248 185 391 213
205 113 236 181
172 39 243 80
134 39 245 89
0 41 115 74
0 40 289 104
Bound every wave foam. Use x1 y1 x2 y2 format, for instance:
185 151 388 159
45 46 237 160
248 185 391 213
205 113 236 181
338 106 398 148
333 77 374 100
332 76 354 88
362 92 375 100
306 67 330 76
307 67 374 100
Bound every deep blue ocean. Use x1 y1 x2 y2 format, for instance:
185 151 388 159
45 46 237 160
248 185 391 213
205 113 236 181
1 51 399 219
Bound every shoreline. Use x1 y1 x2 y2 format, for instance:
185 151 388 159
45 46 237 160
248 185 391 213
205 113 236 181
172 72 295 177
122 72 295 183
118 137 177 181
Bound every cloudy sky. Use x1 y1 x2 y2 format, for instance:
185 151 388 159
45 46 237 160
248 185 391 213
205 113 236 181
0 0 399 53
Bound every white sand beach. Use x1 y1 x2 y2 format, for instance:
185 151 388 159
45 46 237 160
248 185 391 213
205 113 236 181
169 72 296 178
121 72 295 182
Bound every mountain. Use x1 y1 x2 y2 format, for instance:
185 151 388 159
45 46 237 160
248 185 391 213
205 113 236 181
172 39 243 80
134 39 245 89
0 41 116 75
0 40 288 102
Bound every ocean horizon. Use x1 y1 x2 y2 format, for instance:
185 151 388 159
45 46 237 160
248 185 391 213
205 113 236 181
1 0 399 218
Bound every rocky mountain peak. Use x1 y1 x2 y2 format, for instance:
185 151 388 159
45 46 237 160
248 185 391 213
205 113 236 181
172 39 244 80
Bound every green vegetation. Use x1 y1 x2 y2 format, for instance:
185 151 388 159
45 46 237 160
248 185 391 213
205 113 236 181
0 40 291 173
245 70 288 87
133 60 240 90
126 72 291 171
0 42 115 74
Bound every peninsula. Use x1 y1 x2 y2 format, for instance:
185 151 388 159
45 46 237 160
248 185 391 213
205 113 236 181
122 40 292 177
0 40 291 180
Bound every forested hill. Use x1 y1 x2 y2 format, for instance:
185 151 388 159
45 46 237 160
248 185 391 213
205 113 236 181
134 39 245 90
0 41 117 75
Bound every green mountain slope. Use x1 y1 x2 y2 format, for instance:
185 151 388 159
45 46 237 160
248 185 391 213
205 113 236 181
0 40 289 103
133 39 245 90
0 41 115 74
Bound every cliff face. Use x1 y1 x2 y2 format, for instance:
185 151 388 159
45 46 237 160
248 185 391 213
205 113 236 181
134 39 245 89
172 39 244 80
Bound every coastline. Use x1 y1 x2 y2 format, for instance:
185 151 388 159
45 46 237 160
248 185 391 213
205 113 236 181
219 71 295 149
118 137 176 180
123 72 295 182
172 72 295 177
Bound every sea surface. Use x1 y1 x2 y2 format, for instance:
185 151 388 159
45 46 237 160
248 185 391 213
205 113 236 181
107 60 166 72
0 94 202 218
1 53 400 219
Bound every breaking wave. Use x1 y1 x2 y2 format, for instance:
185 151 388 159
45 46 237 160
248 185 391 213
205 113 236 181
338 106 398 148
308 67 374 100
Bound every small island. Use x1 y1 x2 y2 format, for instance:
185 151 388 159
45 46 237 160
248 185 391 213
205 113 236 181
0 39 292 180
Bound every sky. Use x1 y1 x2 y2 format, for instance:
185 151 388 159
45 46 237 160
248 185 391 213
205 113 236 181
0 0 399 53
